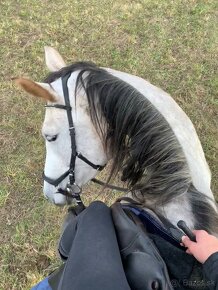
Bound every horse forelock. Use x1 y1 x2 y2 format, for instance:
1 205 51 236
44 62 192 206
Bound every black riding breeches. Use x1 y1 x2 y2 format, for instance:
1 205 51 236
58 201 131 290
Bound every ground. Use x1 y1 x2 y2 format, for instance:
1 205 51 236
0 0 217 289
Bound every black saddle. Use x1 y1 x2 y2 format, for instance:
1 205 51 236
111 202 173 290
111 202 210 290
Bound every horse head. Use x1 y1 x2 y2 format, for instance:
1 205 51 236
15 47 108 205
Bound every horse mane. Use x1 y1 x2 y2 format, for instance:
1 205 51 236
45 62 193 206
188 185 218 234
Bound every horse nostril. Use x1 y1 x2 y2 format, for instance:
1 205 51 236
151 281 159 290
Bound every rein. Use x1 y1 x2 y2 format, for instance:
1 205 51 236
43 72 127 205
91 178 128 192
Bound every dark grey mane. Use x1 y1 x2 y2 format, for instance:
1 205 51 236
45 62 191 205
45 62 218 233
44 61 97 83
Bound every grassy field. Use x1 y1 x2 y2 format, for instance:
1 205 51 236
0 0 217 289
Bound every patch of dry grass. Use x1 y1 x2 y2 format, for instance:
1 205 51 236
0 0 217 288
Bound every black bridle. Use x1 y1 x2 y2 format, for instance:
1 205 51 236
43 72 105 204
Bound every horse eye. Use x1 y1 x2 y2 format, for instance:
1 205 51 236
45 134 58 142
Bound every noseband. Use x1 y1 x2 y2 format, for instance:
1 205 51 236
43 72 105 204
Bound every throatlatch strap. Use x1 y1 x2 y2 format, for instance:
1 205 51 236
76 153 105 171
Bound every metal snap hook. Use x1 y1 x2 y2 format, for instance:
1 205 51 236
66 183 82 195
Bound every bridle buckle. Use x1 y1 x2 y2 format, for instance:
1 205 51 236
66 183 82 196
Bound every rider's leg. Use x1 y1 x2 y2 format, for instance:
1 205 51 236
58 201 130 290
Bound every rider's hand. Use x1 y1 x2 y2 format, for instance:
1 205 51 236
182 230 218 264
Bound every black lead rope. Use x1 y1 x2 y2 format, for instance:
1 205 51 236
91 178 128 192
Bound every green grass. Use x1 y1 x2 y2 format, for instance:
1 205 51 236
0 0 217 288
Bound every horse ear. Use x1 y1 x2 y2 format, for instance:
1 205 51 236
44 46 66 72
14 78 56 101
